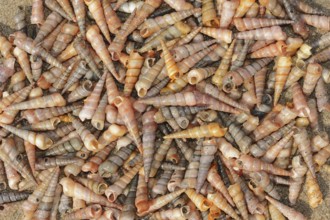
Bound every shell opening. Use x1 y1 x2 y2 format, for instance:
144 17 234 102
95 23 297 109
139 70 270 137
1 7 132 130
113 96 124 107
189 76 198 85
138 88 147 97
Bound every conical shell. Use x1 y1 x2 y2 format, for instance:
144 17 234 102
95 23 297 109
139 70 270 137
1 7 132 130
202 0 219 27
220 0 239 28
86 25 119 80
236 155 291 176
212 39 236 88
265 196 307 220
274 56 292 106
185 189 211 212
105 162 142 202
30 0 44 26
60 177 122 209
113 96 142 153
0 138 36 184
72 0 86 37
57 0 76 21
196 139 217 192
124 51 145 96
33 166 60 219
23 104 81 124
79 71 106 121
259 0 286 18
228 183 249 220
84 0 111 42
73 36 101 78
71 116 99 152
5 93 66 111
140 8 201 38
207 191 240 220
142 110 157 182
234 18 293 32
164 123 227 139
293 127 315 178
0 124 53 150
181 142 201 189
34 12 63 44
200 27 232 44
22 168 58 219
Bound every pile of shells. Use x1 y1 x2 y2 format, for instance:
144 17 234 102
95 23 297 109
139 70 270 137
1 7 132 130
0 0 329 219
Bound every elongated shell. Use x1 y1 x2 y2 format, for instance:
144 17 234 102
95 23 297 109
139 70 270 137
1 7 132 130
235 155 291 176
79 71 106 121
51 23 79 57
164 123 227 139
207 191 240 220
228 183 248 220
274 56 292 105
303 63 322 96
200 27 233 44
22 168 58 219
0 124 53 150
0 138 36 184
266 196 307 220
293 128 315 177
113 96 142 153
185 189 211 212
220 0 239 28
180 141 201 189
34 12 63 44
202 0 219 27
98 144 134 177
84 0 111 42
251 41 287 58
124 51 145 96
6 93 66 111
68 80 93 103
31 0 44 26
222 58 272 93
23 104 81 124
60 177 122 209
63 204 102 220
105 162 142 202
236 26 287 41
196 139 217 192
86 25 119 80
71 116 99 152
207 165 235 206
161 40 181 80
141 8 201 38
33 166 60 219
234 18 293 32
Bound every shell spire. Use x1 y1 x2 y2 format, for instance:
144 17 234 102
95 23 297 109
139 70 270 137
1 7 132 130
196 139 217 192
164 123 227 139
84 0 111 42
79 71 106 121
161 40 181 81
113 96 142 153
265 196 307 220
5 93 66 111
0 138 36 184
142 110 158 182
86 25 119 80
60 177 122 209
0 123 53 150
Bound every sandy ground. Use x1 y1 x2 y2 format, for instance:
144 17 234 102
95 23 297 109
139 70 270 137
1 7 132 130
0 0 329 219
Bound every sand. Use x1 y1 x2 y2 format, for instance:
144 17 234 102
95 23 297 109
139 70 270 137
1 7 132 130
0 0 329 219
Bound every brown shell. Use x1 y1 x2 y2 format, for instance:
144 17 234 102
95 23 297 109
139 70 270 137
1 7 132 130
60 177 122 209
34 12 63 44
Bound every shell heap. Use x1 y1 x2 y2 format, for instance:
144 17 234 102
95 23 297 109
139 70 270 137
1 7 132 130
0 0 329 219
